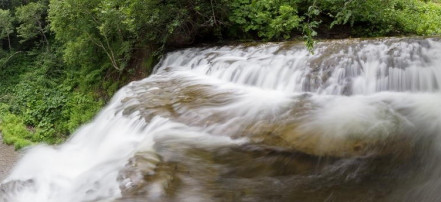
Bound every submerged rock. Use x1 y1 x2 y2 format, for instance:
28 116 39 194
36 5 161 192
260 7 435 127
122 77 416 158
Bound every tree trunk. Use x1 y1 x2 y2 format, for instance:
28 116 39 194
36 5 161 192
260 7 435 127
7 34 11 51
38 21 49 52
41 31 49 52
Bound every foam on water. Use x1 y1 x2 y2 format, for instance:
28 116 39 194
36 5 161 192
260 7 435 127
2 37 441 201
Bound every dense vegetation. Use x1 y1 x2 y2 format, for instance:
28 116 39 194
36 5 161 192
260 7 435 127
1 0 441 149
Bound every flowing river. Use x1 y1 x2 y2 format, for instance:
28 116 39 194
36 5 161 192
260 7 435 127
1 37 441 201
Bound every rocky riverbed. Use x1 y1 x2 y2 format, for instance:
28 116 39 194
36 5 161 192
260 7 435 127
0 135 19 181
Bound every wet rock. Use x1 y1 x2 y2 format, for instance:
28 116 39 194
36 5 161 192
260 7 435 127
121 79 414 158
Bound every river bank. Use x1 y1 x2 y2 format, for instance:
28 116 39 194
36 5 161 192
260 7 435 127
0 135 19 181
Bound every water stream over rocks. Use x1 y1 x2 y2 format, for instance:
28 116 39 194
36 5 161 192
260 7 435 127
1 37 441 201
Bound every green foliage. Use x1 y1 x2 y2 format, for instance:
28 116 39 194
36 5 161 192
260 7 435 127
49 0 229 72
62 92 103 133
228 0 441 41
322 0 441 36
395 1 441 35
126 0 228 43
0 104 33 150
229 0 303 40
0 47 103 149
49 0 135 71
15 2 49 45
0 9 14 49
303 2 320 53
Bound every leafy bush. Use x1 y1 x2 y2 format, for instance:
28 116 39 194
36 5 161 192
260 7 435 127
396 1 441 35
0 104 33 149
62 92 103 133
0 48 103 149
321 0 441 36
229 0 303 39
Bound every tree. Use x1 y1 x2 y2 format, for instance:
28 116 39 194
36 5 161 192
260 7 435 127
49 0 134 71
15 2 49 50
0 9 14 50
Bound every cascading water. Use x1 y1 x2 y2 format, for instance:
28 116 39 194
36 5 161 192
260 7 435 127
1 37 441 202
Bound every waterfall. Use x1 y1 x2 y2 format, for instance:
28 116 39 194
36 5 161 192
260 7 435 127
2 37 441 202
159 38 441 94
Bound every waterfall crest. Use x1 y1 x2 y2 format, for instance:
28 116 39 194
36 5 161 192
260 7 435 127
2 37 441 202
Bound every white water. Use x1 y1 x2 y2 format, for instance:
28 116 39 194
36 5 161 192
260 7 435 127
161 38 441 94
2 37 441 201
